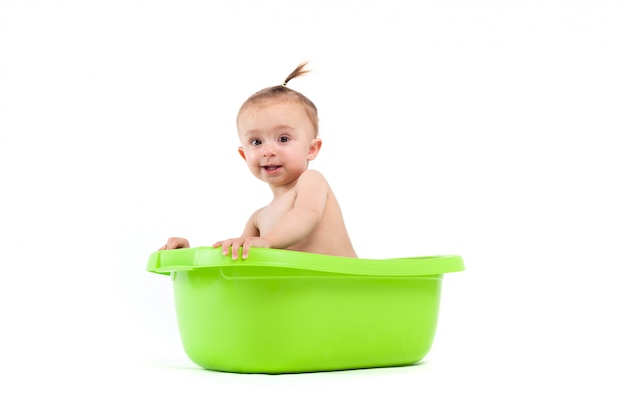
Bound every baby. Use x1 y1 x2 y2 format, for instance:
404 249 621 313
161 63 357 259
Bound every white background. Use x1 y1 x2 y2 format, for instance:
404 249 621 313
1 1 624 415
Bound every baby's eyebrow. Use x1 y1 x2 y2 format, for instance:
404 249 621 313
273 124 296 131
244 125 296 137
243 129 260 137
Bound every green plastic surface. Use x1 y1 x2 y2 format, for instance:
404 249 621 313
147 247 464 374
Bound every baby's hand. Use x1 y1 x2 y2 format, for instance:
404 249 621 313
159 237 190 251
212 237 269 260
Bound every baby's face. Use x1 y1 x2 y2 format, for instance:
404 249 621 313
237 100 320 188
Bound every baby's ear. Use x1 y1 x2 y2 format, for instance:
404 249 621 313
307 138 322 161
238 147 247 161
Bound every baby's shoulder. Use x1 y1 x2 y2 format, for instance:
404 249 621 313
297 169 329 186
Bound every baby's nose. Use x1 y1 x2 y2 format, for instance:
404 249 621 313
262 143 276 156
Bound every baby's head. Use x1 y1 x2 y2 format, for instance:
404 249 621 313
236 63 323 187
236 63 319 138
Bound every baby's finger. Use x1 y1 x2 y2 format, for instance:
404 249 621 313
220 241 232 256
242 241 251 259
231 241 242 260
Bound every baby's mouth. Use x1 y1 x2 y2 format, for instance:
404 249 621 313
263 165 281 172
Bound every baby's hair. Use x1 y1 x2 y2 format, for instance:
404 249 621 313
238 62 319 137
282 62 311 87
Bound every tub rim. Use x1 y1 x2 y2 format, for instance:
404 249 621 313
147 247 464 278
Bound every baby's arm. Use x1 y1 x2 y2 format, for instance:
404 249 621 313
213 170 328 259
262 170 327 248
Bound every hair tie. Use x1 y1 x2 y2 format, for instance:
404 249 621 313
281 81 288 87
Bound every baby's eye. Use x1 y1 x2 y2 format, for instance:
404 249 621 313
250 138 262 146
278 136 290 143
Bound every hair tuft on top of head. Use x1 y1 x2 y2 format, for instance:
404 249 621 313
282 62 310 87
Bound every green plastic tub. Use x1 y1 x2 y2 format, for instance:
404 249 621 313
147 247 464 374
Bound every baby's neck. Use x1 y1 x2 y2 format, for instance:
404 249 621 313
269 182 298 199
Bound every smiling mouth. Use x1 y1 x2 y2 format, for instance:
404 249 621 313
263 165 281 172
